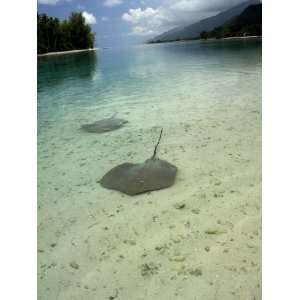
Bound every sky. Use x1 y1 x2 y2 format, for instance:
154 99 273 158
37 0 250 47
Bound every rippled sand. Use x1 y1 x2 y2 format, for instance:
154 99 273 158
38 41 261 300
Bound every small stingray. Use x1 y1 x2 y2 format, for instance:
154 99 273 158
80 113 128 133
99 129 177 196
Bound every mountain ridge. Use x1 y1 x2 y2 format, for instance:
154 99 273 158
149 0 260 43
200 4 262 39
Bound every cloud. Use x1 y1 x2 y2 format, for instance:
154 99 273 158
103 0 123 7
122 7 171 35
38 0 75 4
130 26 155 36
122 8 158 24
38 0 60 4
82 11 97 25
122 0 249 36
101 16 110 22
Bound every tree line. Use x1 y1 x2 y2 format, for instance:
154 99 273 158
37 12 95 54
200 23 261 40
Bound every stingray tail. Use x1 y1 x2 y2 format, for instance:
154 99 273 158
110 112 118 118
151 128 163 159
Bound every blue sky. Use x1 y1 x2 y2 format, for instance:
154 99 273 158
37 0 249 47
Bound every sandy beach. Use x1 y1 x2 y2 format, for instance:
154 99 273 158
37 48 99 58
223 35 261 40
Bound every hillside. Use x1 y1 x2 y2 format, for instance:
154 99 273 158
200 4 262 39
148 0 260 43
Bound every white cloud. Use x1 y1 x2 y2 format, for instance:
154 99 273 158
38 0 60 4
130 26 155 36
104 0 123 7
122 0 249 36
38 0 75 4
82 11 97 25
169 0 242 13
101 16 110 22
122 7 172 36
122 8 158 24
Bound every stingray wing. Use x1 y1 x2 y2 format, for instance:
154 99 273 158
81 118 127 133
100 159 177 196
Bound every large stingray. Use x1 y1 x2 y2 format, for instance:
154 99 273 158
99 129 177 196
80 113 128 133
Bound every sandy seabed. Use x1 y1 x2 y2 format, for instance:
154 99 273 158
38 70 261 300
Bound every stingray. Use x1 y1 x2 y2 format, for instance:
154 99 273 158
99 129 177 196
80 113 128 133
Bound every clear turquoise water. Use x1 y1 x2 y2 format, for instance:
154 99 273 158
38 39 261 129
38 38 261 300
37 38 261 204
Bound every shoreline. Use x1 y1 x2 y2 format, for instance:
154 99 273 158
222 35 261 40
201 35 261 42
37 48 99 58
148 35 261 45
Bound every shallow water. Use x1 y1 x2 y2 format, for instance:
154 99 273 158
38 38 261 300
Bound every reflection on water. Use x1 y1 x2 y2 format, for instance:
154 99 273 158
37 39 261 133
37 51 97 92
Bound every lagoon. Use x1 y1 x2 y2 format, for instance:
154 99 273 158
38 38 261 300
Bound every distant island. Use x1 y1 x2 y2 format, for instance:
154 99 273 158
37 12 95 55
148 0 261 44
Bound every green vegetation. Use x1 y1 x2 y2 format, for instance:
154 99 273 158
200 31 209 40
37 12 95 54
200 4 262 40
